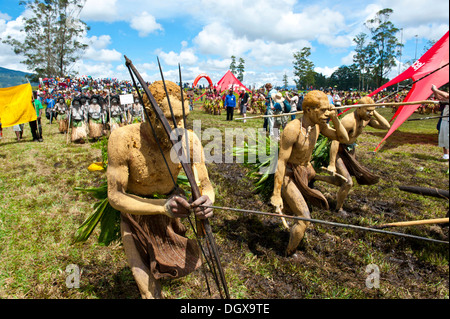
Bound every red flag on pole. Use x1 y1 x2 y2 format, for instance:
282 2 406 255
370 31 449 151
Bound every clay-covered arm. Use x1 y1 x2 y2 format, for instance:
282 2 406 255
432 84 449 101
106 131 171 217
270 122 298 209
319 111 350 144
369 111 390 130
327 139 340 173
107 162 169 216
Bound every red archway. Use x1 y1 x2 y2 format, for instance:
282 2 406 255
193 73 213 88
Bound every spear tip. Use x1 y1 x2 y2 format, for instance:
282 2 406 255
124 55 131 66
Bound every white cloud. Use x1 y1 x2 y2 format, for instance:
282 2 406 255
81 0 118 22
341 51 356 65
72 60 127 79
130 11 163 37
0 15 26 41
315 66 338 77
193 23 239 56
81 35 122 62
86 35 113 50
401 24 449 43
199 58 231 72
137 62 158 72
159 48 198 66
385 0 449 27
0 16 30 73
83 47 122 62
0 12 12 20
317 34 353 48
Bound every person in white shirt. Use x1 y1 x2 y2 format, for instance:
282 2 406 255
286 92 299 120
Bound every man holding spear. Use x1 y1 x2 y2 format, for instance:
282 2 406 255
270 90 349 256
107 80 215 298
314 96 391 216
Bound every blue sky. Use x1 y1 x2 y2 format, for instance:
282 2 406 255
0 0 448 88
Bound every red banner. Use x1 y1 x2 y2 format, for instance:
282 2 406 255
370 31 449 151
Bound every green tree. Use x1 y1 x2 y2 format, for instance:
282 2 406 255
282 73 288 90
3 0 89 78
364 8 403 87
230 55 237 75
293 47 315 90
328 64 360 90
237 57 245 81
353 32 375 91
422 39 436 55
313 72 328 90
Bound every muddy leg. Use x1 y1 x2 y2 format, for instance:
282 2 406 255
281 176 310 256
120 217 162 299
335 158 353 215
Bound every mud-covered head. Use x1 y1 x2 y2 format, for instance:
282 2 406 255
302 90 334 124
142 80 189 127
356 96 376 121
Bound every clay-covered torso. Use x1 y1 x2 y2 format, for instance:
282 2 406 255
113 123 182 196
284 119 320 167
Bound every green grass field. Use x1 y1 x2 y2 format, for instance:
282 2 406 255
0 105 448 299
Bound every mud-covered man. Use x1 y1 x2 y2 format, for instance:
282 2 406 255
107 81 214 298
314 96 390 216
270 90 349 256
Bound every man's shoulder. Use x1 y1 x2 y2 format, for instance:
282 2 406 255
282 118 302 138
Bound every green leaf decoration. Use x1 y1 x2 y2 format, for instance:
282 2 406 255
73 174 187 246
72 197 109 244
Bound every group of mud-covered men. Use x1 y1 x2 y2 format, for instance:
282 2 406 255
52 92 145 143
98 79 448 299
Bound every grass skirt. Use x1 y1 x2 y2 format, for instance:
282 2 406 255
71 121 87 141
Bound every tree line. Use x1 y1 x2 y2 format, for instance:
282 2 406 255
231 9 413 92
292 8 406 91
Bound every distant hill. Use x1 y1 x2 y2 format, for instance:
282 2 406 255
0 67 38 88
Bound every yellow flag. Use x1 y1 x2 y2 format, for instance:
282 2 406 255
0 83 37 128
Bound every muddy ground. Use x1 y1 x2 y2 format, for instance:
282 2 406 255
174 154 449 299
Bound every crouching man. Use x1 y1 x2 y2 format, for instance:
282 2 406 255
107 81 215 298
315 96 390 215
270 90 349 256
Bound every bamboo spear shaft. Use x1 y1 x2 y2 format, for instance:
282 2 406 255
332 100 441 110
235 100 444 120
407 115 449 121
199 205 449 244
375 218 449 229
235 110 303 120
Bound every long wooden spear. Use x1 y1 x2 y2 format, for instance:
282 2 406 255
407 115 449 121
200 204 449 244
235 111 303 120
235 100 444 120
374 218 449 229
332 100 442 110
